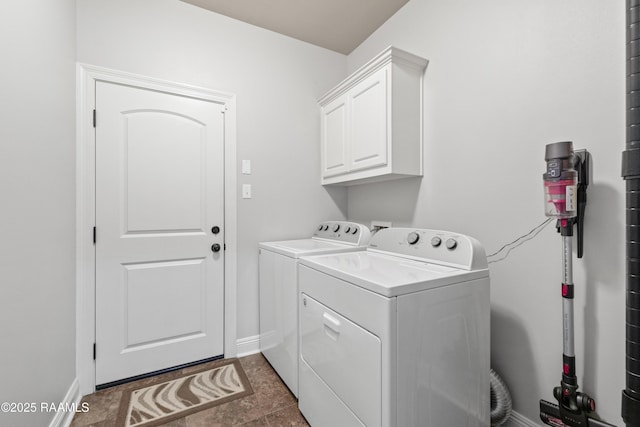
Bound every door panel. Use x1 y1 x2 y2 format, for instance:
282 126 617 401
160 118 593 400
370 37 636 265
321 95 349 178
349 67 388 172
123 258 205 348
95 81 225 386
125 112 206 233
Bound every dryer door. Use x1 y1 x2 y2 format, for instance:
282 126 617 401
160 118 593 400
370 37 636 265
300 293 381 427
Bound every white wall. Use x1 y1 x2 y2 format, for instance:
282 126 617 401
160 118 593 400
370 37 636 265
0 1 77 426
17 0 622 423
76 0 348 341
347 0 625 424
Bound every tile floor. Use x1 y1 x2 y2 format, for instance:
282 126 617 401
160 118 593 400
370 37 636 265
70 353 309 427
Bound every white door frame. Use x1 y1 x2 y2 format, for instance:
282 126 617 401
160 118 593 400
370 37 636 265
75 63 238 396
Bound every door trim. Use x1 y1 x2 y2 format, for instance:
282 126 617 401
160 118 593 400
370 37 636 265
76 63 238 396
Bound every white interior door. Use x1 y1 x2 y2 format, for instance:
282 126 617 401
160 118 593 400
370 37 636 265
95 81 225 386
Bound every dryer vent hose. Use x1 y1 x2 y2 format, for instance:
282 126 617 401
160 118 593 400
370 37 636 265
490 369 513 426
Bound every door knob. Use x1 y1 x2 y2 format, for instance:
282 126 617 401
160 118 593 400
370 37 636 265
211 243 221 253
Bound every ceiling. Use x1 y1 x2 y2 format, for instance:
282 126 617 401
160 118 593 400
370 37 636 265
180 0 409 54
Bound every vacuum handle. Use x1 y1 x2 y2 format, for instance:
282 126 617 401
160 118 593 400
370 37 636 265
574 149 590 258
551 147 589 253
576 185 586 258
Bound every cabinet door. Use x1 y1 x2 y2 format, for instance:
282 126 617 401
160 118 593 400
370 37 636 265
321 95 349 178
348 67 389 172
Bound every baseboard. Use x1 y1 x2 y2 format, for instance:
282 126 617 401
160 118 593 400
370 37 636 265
236 334 261 358
48 378 82 427
504 410 541 427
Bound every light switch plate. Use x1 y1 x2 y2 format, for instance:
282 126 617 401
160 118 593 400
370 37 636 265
242 160 251 174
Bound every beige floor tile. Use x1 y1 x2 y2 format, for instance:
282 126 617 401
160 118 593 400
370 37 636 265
71 354 305 427
265 404 310 427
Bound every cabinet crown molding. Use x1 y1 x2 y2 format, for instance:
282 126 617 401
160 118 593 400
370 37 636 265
319 46 428 106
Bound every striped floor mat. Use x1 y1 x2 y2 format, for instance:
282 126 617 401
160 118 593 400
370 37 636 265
117 359 253 427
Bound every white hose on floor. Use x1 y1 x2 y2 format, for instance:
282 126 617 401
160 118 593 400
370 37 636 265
490 369 513 426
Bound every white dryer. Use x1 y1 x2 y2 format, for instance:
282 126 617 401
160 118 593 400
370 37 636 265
298 228 490 427
259 221 371 397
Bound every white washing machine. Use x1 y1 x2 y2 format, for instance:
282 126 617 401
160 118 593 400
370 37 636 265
298 228 490 427
259 221 371 397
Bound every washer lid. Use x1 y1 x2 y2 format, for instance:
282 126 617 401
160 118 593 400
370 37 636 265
259 239 365 258
299 251 489 297
258 221 371 257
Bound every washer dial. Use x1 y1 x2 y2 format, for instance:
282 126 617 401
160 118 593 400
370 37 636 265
407 232 420 245
446 238 458 250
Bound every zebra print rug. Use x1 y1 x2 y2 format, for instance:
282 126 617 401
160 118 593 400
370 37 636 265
116 359 253 427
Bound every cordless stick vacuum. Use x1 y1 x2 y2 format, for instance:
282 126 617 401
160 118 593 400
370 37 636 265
538 141 614 427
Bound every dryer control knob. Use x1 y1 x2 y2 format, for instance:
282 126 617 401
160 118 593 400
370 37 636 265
333 224 340 232
446 238 458 250
431 236 442 247
407 232 420 245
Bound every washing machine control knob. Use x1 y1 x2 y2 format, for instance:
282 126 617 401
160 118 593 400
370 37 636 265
345 226 351 233
333 224 341 232
323 225 329 231
352 227 358 235
431 236 442 247
407 232 420 245
318 225 324 231
446 238 458 250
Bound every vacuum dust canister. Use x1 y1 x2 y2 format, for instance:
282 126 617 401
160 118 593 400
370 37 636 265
543 141 578 219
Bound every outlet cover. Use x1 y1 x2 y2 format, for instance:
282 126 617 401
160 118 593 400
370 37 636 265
371 220 392 230
242 184 252 199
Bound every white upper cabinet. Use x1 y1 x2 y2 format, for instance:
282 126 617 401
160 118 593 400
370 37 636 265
319 46 428 186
